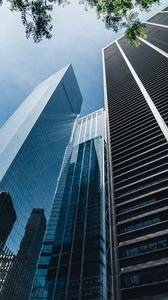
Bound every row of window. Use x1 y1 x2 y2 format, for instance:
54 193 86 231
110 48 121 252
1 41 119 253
116 175 168 200
116 177 168 205
122 265 168 288
118 217 161 234
120 237 168 258
117 198 156 215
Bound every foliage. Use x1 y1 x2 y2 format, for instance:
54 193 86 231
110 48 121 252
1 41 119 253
8 0 53 42
125 20 147 46
5 0 160 44
85 0 159 45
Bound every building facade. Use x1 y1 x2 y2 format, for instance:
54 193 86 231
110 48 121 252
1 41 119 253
0 248 15 297
103 8 168 300
1 209 46 300
31 109 113 300
0 65 82 298
0 191 16 251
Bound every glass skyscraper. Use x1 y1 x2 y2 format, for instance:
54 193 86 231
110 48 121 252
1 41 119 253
0 64 82 298
31 108 113 300
0 191 16 252
103 8 168 300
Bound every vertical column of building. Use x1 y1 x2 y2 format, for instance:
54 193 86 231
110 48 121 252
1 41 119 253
103 12 168 299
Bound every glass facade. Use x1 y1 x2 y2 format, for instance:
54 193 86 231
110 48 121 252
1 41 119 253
0 65 82 298
103 8 168 300
1 209 46 300
0 192 16 252
118 216 161 234
31 109 112 299
73 108 105 145
120 237 168 258
121 264 168 288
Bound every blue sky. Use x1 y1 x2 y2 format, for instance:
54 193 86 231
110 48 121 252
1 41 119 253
0 0 167 126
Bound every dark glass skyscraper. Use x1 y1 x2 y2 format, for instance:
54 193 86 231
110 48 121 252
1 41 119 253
31 109 113 300
0 191 16 251
103 8 168 300
1 209 46 300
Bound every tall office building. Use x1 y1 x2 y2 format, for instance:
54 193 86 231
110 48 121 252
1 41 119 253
1 209 46 300
0 191 16 295
0 248 15 297
103 8 168 300
0 65 82 297
0 191 16 251
31 109 113 300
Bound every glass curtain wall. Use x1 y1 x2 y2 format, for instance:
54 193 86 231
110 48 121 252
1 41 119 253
0 65 82 299
31 109 112 300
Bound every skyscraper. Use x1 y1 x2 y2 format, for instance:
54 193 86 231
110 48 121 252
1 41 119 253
0 248 15 297
0 64 82 254
31 109 113 300
103 8 168 300
1 209 46 300
0 191 16 251
0 65 82 298
0 191 16 296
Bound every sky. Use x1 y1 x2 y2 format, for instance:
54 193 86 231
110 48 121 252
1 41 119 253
0 0 167 126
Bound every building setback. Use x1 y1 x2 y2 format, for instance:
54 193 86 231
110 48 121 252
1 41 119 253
31 109 113 300
103 8 168 300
